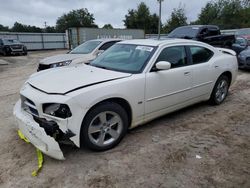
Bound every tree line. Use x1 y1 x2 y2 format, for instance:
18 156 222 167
0 0 249 34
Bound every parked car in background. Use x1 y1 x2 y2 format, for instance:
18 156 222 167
37 38 121 71
235 38 250 69
232 37 248 54
0 38 27 56
168 25 235 49
235 28 250 42
14 39 237 160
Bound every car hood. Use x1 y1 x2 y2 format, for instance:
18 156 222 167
40 53 92 65
28 65 131 94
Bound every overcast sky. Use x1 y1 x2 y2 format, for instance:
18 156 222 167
0 0 210 28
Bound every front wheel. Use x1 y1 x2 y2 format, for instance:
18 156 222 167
209 75 229 105
80 102 128 151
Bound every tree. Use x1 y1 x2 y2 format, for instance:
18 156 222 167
124 9 137 29
11 22 42 32
135 2 151 32
194 1 221 25
102 24 113 29
150 13 160 34
194 0 250 29
0 24 9 32
123 2 159 34
163 6 187 33
56 8 98 32
44 26 57 33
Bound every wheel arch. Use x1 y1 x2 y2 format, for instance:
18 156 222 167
79 97 133 148
220 71 232 86
81 97 133 129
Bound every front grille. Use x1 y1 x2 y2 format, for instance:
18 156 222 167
21 95 39 116
37 64 50 71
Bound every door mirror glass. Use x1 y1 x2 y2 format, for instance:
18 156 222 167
155 61 171 70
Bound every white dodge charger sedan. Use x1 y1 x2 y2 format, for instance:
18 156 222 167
14 39 238 160
37 39 121 71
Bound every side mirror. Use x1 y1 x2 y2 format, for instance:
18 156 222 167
155 61 171 71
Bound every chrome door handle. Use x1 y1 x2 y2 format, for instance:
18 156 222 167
184 72 190 75
215 65 219 68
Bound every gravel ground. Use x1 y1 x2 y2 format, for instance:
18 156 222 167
0 50 249 188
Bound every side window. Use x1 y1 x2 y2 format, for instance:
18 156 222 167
99 41 119 51
190 46 214 64
200 28 208 36
208 28 220 36
156 46 187 68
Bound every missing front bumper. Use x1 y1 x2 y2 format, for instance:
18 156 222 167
13 100 65 160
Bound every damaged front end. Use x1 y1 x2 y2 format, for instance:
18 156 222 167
13 84 82 160
14 100 66 160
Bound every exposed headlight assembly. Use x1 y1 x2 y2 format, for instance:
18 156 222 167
50 60 72 68
43 103 72 119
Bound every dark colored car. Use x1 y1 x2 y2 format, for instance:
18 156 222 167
232 37 248 54
168 25 235 49
232 37 250 69
0 38 27 56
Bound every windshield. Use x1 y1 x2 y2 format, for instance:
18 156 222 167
236 28 250 36
70 40 102 54
235 37 248 46
3 39 20 45
90 43 156 73
168 27 200 38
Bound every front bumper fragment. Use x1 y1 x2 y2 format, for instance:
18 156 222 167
13 100 65 160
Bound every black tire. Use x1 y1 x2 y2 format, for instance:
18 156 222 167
2 49 7 56
209 75 229 105
80 102 128 151
22 47 28 56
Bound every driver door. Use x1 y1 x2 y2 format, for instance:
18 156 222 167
144 46 193 118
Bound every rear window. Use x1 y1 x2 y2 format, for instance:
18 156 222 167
190 46 214 64
168 27 200 38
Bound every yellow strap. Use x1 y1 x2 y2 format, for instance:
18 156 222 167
17 130 44 176
32 149 44 177
17 130 30 143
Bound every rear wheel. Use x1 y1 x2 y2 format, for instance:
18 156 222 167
209 75 229 105
80 102 128 151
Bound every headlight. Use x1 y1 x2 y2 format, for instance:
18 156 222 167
239 54 246 59
50 60 72 68
43 103 72 119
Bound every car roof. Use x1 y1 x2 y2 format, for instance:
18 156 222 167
89 38 122 42
119 38 211 47
177 25 219 29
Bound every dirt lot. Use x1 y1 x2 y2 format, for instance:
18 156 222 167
0 50 249 188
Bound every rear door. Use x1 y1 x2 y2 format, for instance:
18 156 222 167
187 45 215 97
